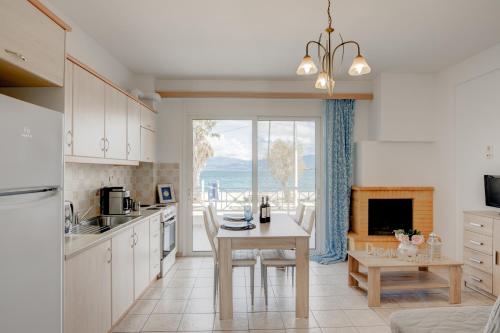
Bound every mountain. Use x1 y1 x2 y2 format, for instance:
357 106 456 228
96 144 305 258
203 154 315 171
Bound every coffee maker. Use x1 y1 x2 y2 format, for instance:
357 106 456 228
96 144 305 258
100 186 132 215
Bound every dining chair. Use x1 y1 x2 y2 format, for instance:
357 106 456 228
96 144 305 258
208 203 219 229
260 209 316 305
202 208 257 307
294 203 306 225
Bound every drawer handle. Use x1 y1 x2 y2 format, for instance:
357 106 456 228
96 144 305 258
496 251 499 266
470 276 482 283
66 130 73 147
469 222 484 228
469 258 483 264
4 49 27 62
470 240 484 246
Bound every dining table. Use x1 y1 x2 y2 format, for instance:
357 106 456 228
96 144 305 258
216 213 310 319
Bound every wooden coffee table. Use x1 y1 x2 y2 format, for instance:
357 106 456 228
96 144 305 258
347 251 463 307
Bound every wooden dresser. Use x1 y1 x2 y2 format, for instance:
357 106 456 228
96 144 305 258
463 211 500 296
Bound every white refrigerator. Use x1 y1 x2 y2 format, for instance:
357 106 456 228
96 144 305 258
0 94 63 333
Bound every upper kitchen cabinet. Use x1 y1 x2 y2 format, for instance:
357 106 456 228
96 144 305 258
127 98 141 161
104 85 127 160
140 105 157 132
141 127 156 163
0 0 70 87
72 65 106 158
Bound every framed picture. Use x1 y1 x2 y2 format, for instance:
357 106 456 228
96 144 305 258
157 184 176 203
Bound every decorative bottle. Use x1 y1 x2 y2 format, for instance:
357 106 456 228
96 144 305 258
265 196 271 222
259 197 267 223
427 232 442 260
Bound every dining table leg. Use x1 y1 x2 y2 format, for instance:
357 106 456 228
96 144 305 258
295 237 309 318
218 237 233 319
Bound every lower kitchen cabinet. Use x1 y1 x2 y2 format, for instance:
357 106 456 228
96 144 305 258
134 218 150 298
64 240 112 333
150 215 161 280
111 228 135 323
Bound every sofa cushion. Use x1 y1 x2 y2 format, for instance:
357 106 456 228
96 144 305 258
390 306 492 333
483 296 500 333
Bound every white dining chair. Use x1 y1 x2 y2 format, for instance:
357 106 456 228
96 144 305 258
294 203 306 225
208 203 219 229
260 209 315 305
202 208 257 307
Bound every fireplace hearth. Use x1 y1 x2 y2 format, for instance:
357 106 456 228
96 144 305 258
368 198 413 235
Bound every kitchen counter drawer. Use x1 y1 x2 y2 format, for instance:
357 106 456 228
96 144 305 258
463 247 492 274
464 213 494 236
464 230 493 255
0 0 65 86
464 265 493 294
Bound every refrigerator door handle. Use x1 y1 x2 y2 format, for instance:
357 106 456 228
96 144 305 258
0 186 60 197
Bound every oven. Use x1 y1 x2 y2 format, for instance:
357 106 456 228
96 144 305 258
159 204 176 274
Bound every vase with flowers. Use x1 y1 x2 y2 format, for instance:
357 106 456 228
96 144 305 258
394 229 425 259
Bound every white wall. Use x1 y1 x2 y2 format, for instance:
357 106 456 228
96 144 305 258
434 43 500 258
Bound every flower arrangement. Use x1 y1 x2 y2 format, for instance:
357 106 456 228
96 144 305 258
394 229 425 246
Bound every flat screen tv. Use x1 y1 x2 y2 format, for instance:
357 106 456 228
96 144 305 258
484 175 500 208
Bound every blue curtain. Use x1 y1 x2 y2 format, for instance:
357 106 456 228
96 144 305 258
311 99 355 264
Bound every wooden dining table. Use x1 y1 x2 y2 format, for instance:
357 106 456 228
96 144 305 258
216 214 310 319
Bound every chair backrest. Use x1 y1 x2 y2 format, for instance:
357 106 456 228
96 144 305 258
202 208 218 260
302 208 316 234
294 203 306 225
208 204 220 228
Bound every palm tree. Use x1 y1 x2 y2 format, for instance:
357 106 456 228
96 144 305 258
193 120 219 202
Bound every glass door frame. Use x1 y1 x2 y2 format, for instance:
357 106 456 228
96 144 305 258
181 114 323 257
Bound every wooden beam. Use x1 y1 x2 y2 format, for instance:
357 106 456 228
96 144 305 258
156 90 373 100
66 54 157 113
27 0 72 31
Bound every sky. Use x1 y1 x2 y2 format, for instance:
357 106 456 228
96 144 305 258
202 120 316 161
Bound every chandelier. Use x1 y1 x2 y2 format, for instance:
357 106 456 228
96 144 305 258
296 0 371 95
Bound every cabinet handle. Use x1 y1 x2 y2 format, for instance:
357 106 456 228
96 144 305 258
105 138 110 152
100 138 105 151
133 232 138 246
469 240 483 246
496 251 499 266
469 222 484 228
106 248 112 264
470 276 482 282
4 49 27 62
127 143 131 155
469 258 483 264
130 234 135 248
66 130 73 147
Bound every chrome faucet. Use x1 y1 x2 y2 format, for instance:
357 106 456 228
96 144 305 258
75 206 93 225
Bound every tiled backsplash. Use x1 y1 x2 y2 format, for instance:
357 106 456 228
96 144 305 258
64 162 180 215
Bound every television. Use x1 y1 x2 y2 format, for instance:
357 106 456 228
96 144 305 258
484 175 500 208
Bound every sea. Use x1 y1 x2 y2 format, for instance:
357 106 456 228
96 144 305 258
199 168 316 192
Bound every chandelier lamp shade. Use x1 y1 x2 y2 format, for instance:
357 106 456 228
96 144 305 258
296 0 371 95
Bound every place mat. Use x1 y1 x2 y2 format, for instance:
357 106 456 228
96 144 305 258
221 222 256 231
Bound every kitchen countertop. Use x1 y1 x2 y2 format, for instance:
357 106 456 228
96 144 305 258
64 207 163 260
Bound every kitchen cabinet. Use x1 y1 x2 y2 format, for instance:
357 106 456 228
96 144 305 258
127 98 141 161
0 0 66 87
104 85 127 159
111 228 135 323
72 65 105 158
64 59 73 155
140 127 156 162
494 222 500 296
140 105 157 131
150 215 162 280
64 240 112 333
134 218 150 298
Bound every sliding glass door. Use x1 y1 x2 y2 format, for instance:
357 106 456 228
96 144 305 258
189 118 319 253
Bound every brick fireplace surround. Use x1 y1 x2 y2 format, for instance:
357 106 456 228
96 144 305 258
348 186 434 250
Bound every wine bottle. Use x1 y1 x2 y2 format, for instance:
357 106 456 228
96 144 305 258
265 196 271 222
259 196 266 223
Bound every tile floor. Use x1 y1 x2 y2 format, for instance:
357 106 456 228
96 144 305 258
113 257 495 333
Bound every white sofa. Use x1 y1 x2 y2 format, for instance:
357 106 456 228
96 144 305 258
390 306 493 333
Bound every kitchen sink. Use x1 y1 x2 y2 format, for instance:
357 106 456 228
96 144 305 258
70 215 137 234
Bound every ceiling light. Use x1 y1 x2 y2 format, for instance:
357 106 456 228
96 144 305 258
297 0 371 95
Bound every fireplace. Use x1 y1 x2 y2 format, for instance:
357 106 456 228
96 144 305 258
348 187 434 250
368 199 413 235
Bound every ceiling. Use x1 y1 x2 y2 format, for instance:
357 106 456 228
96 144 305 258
48 0 500 80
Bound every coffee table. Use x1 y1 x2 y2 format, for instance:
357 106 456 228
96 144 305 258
347 251 463 307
